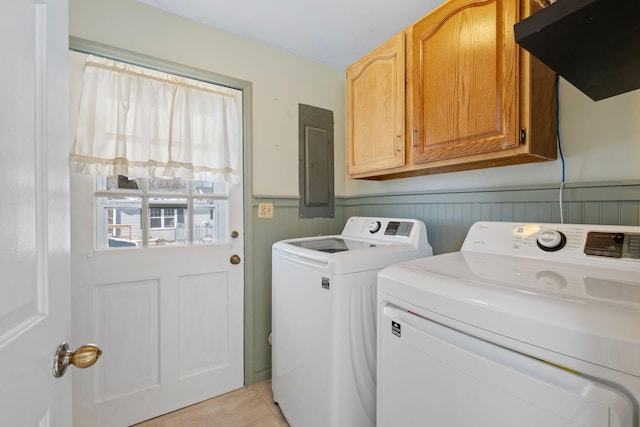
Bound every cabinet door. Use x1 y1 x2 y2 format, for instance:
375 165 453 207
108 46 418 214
410 0 519 165
347 32 405 177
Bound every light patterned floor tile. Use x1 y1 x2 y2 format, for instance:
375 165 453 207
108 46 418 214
132 380 289 427
252 380 289 426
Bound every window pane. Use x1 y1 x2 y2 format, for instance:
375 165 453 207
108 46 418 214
94 176 229 249
163 208 176 228
148 198 188 246
192 180 228 195
193 199 228 244
96 196 142 249
96 175 142 192
148 178 188 194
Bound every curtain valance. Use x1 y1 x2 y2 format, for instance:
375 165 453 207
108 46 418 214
70 55 240 183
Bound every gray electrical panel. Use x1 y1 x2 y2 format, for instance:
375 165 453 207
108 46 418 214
298 104 334 218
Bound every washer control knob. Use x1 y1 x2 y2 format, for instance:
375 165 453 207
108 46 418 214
536 229 567 252
368 220 382 234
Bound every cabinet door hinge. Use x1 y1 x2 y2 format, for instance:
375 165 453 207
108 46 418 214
519 127 527 144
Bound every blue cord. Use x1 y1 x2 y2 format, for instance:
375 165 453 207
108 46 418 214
556 74 565 183
556 75 566 223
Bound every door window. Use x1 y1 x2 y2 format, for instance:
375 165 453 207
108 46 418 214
96 176 228 248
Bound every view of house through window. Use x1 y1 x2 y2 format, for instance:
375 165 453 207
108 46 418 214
72 55 242 250
96 175 228 248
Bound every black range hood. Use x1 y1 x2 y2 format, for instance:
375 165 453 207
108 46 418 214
514 0 640 101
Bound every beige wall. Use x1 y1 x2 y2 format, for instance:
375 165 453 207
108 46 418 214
69 0 347 198
71 0 640 201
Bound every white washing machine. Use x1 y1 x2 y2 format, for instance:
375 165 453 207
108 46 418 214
377 221 640 426
272 216 432 427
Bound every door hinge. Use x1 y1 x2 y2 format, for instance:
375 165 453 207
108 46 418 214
519 127 527 144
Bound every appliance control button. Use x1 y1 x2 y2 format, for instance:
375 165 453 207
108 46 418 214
368 221 382 233
536 229 567 251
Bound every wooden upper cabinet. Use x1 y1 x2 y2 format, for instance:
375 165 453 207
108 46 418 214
346 0 557 180
347 32 405 177
410 0 519 164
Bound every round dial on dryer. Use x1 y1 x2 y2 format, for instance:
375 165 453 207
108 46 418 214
368 220 382 233
536 229 567 252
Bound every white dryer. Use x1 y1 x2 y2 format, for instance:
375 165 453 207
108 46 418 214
378 221 640 427
272 216 432 427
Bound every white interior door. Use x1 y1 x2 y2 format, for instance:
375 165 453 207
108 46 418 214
0 0 72 425
68 52 245 427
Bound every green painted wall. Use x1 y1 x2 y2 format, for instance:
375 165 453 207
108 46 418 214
247 198 344 383
245 180 640 383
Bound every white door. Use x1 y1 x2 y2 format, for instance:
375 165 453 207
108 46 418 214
68 53 245 426
0 0 73 426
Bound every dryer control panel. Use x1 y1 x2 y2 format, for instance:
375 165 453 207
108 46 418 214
461 221 640 264
585 231 640 259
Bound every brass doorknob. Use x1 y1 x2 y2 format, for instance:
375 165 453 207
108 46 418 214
230 254 241 265
53 342 103 378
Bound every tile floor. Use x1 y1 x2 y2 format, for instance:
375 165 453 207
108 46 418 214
132 380 289 427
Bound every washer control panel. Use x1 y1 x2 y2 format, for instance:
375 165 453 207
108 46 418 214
383 221 414 237
364 219 414 237
340 217 428 249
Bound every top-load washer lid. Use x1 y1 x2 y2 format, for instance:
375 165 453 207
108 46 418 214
287 237 376 253
272 216 432 274
378 221 640 377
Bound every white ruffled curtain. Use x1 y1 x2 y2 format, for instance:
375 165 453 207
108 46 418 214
70 55 240 183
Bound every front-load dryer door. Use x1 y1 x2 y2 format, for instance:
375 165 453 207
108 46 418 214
377 303 636 427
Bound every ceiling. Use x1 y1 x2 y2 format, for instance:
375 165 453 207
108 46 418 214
136 0 444 69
